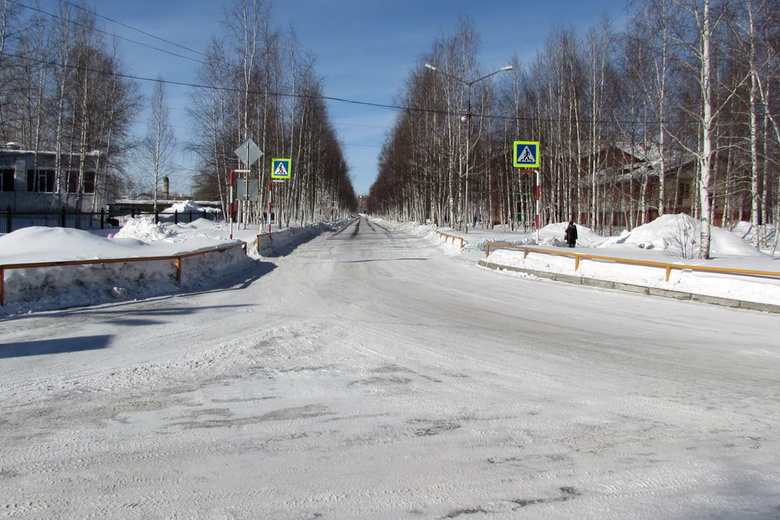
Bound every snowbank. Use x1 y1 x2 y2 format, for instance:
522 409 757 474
0 219 252 315
378 214 780 306
114 217 175 242
0 218 339 315
161 200 218 214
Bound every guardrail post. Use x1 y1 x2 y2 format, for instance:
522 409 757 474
574 255 581 271
665 265 672 282
175 257 182 283
0 267 4 305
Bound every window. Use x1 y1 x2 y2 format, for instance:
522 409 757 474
83 171 96 194
680 182 691 199
1 168 14 192
677 182 692 207
67 170 79 193
26 169 56 192
65 170 97 193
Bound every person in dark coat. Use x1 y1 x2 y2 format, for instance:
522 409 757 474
565 220 578 248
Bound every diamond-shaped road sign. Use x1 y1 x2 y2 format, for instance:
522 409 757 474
234 138 264 167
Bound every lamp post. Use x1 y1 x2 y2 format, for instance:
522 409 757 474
425 63 513 233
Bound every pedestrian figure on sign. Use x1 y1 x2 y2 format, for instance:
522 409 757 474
565 220 578 248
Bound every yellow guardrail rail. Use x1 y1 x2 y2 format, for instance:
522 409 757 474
484 243 780 283
1 241 247 306
437 231 466 248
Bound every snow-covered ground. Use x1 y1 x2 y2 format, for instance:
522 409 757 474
401 214 780 307
0 216 331 316
2 214 780 518
2 212 779 315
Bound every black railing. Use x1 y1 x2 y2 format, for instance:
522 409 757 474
1 208 222 234
127 209 222 225
1 207 110 233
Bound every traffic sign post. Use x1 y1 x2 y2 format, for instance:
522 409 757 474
231 139 263 235
268 159 292 232
514 140 541 243
534 169 540 244
229 169 251 239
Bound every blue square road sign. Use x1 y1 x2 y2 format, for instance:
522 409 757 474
513 141 540 169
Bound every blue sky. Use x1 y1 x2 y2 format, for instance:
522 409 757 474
48 0 631 196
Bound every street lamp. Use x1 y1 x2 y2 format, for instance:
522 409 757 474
424 63 513 233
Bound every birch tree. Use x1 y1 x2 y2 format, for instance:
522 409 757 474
139 79 176 210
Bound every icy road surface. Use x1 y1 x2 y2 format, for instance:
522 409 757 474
2 217 780 519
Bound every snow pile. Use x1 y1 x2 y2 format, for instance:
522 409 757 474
727 221 778 251
114 217 176 242
0 223 253 315
161 200 216 214
0 218 339 315
0 226 149 264
600 214 699 256
256 222 334 257
599 214 766 259
391 220 439 241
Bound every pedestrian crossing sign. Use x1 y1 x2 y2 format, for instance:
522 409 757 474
271 158 291 179
513 141 541 169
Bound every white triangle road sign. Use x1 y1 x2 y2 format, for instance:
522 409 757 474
519 146 535 163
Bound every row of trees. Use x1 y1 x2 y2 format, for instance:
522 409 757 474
369 0 780 258
0 0 356 222
0 0 140 210
188 0 357 224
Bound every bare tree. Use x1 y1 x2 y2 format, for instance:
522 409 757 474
139 79 176 211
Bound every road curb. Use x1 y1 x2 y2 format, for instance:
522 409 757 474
478 259 780 315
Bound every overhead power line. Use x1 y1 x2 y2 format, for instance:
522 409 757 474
55 0 209 58
9 0 205 63
2 2 664 127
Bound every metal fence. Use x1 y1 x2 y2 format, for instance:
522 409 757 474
1 208 222 234
1 208 111 234
126 210 222 226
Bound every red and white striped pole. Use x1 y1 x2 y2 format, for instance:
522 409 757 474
267 179 273 234
229 170 235 240
534 169 541 244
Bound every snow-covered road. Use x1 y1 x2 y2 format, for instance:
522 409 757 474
2 217 780 519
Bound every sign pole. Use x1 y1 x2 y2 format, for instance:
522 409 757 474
512 140 542 244
268 179 273 234
535 169 541 245
232 138 264 233
229 170 235 239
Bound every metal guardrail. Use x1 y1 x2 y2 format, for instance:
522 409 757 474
0 241 247 306
436 231 466 248
484 243 780 283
